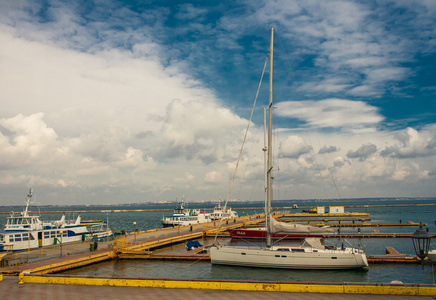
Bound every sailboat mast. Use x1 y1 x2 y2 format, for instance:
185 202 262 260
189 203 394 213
266 27 274 248
263 107 267 237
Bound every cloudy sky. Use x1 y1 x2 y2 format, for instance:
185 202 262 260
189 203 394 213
0 0 435 205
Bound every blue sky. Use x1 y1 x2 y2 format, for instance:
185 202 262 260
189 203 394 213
0 0 435 205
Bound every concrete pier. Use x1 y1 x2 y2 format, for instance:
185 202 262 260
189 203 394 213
2 275 435 299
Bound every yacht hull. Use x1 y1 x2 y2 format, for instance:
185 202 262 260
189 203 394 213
210 246 368 270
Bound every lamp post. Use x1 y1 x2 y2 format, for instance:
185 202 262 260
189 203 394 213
133 222 137 242
411 224 431 268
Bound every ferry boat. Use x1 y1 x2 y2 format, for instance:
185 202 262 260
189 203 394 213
210 200 238 221
160 196 212 227
0 189 106 251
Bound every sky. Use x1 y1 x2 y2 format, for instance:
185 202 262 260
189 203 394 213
0 0 435 206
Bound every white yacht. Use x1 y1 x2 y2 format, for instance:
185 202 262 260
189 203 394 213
210 28 368 270
211 238 368 270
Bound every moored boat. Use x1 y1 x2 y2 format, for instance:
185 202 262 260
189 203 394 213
210 200 238 221
228 215 334 240
0 189 111 251
210 28 368 270
160 196 212 227
211 237 368 270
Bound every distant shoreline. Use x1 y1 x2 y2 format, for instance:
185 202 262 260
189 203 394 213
0 203 435 214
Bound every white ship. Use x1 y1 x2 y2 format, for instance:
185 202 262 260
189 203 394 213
210 200 238 221
0 189 109 251
161 196 212 227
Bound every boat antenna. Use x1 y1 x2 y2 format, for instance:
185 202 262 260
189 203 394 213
23 188 33 217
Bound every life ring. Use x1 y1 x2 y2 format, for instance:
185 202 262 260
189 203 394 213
10 211 14 216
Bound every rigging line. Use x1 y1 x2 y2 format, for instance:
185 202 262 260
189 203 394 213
276 30 296 86
248 156 263 202
180 257 208 268
307 134 330 199
278 30 339 200
283 151 306 199
213 54 269 245
316 135 342 199
235 128 261 202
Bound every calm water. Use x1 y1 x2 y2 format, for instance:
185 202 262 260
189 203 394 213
1 198 435 284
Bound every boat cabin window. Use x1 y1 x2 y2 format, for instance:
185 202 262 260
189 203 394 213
14 234 21 242
277 248 290 252
0 235 3 242
291 248 305 253
7 217 32 225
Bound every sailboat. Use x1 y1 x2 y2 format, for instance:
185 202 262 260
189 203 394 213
209 28 368 270
227 215 335 240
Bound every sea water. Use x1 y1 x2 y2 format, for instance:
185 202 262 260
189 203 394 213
1 198 435 284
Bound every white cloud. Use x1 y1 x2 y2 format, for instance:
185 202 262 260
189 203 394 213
0 1 435 203
0 12 257 203
380 127 436 159
279 135 312 158
161 99 249 164
0 113 60 167
365 67 409 83
175 3 208 21
276 99 384 130
297 79 352 94
205 170 223 183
